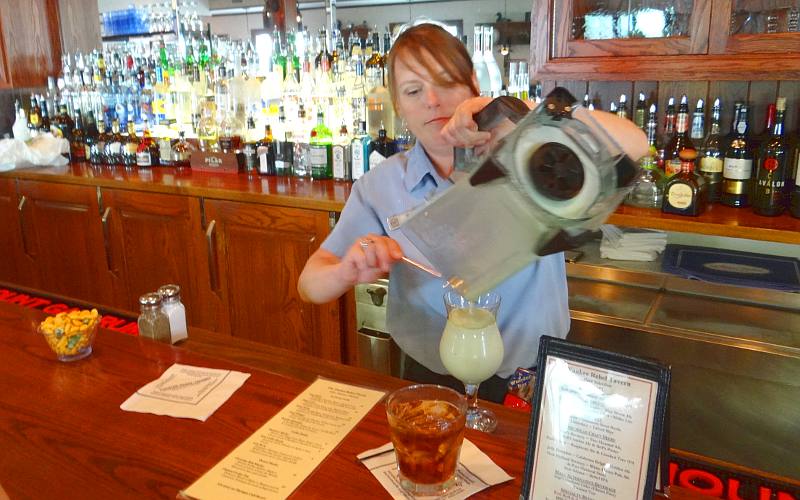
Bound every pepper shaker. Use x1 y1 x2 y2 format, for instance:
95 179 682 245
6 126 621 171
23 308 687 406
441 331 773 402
138 293 171 343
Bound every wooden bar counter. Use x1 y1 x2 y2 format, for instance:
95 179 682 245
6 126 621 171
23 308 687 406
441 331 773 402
0 300 712 499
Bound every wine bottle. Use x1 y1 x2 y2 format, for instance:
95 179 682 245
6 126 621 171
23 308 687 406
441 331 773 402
368 123 395 170
753 98 789 216
721 105 753 207
698 98 724 203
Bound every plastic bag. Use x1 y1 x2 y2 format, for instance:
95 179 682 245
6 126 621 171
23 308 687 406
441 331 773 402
0 135 70 172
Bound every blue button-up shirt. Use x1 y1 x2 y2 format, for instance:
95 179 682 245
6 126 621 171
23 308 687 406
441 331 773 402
322 141 570 377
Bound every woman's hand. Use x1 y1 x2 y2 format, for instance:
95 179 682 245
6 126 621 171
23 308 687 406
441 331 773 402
337 234 404 286
440 96 522 156
440 96 493 148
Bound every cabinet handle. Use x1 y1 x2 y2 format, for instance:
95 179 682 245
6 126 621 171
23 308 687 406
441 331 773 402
101 207 113 272
205 219 220 292
17 195 30 257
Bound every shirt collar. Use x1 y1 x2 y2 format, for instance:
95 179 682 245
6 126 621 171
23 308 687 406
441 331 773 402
403 141 452 192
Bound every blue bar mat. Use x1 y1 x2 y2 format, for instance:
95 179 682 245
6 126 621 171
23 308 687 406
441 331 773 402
661 244 800 292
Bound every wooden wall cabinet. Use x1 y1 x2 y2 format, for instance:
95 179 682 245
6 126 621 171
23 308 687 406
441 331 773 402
0 0 62 88
532 0 800 81
203 200 343 362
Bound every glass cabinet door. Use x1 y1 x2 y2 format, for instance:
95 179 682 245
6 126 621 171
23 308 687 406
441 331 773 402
710 0 800 53
551 0 711 57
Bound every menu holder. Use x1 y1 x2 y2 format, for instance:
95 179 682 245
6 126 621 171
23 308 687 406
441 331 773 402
521 336 671 500
190 151 244 174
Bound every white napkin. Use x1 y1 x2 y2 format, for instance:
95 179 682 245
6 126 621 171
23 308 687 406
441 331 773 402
358 439 513 499
600 224 667 261
120 363 250 422
0 135 69 171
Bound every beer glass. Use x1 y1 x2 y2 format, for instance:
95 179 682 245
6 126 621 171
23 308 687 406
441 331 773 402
439 290 503 432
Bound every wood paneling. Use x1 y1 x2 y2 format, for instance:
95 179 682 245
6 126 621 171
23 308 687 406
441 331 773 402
708 81 749 131
748 81 780 134
101 189 215 328
58 0 100 54
17 180 111 304
0 0 62 87
204 200 342 361
555 81 588 104
587 81 634 112
777 80 800 132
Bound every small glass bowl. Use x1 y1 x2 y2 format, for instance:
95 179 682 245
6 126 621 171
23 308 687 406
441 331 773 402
38 317 100 362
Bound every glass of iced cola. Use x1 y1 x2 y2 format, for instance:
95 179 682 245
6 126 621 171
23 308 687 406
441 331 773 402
385 384 467 496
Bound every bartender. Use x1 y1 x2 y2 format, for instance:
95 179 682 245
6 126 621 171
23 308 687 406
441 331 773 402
297 22 570 403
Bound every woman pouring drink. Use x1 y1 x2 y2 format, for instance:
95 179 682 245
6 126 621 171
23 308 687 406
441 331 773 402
297 22 571 404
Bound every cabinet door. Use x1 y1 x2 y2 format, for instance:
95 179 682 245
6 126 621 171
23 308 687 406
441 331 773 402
0 16 9 88
204 200 342 361
709 0 800 54
17 181 111 304
101 188 215 328
0 178 31 285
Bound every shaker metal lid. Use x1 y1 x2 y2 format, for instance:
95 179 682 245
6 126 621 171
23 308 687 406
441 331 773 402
157 284 181 298
139 292 162 306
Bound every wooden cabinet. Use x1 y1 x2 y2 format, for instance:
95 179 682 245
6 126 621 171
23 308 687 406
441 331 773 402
531 0 800 80
16 180 111 304
0 178 29 285
204 200 343 362
0 0 62 88
100 189 216 329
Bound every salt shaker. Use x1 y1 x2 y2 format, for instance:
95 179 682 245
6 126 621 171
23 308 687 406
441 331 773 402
158 284 188 344
138 293 171 343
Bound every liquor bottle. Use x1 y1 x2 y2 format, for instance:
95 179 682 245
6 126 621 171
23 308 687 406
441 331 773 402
616 94 628 120
28 94 41 137
633 92 647 130
105 119 124 165
752 103 776 151
664 95 694 178
753 98 789 216
472 26 490 96
292 103 311 177
483 26 502 97
625 104 663 208
82 115 97 162
89 119 108 165
721 105 753 207
242 115 259 173
368 123 395 170
690 98 705 141
121 121 138 166
656 96 675 170
662 147 706 216
332 123 351 181
257 124 277 176
12 100 31 141
791 139 800 218
698 98 724 203
39 98 51 134
170 131 196 168
51 105 72 140
197 97 219 152
309 111 333 180
69 111 87 161
218 108 243 154
366 69 394 139
351 120 370 180
275 107 294 176
135 119 160 167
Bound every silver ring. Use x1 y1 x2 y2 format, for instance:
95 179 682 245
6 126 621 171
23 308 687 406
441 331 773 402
359 238 373 249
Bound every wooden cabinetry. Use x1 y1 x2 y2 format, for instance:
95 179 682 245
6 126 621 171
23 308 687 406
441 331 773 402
0 0 62 88
16 180 111 304
532 0 800 80
100 189 216 329
204 200 342 362
0 178 28 285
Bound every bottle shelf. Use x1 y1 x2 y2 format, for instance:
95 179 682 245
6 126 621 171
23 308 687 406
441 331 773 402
607 204 800 244
101 30 175 42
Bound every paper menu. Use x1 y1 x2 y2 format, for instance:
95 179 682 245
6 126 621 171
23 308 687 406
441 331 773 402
182 378 386 500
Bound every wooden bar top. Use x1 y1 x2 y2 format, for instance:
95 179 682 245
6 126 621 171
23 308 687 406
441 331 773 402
2 162 352 212
4 162 799 244
0 301 710 499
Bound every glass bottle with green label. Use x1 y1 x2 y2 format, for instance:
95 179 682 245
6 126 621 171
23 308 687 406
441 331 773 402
309 111 333 179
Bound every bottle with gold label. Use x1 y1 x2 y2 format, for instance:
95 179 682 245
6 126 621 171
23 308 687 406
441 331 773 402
721 105 753 207
170 131 196 168
662 148 706 216
104 119 124 165
698 98 723 203
135 119 160 168
69 111 86 162
121 121 138 166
